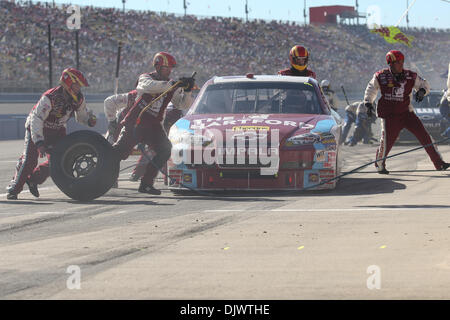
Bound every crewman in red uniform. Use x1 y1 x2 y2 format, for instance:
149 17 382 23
364 50 449 174
113 52 194 195
6 68 97 199
278 45 317 79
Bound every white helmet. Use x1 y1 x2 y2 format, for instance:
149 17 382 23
320 79 330 88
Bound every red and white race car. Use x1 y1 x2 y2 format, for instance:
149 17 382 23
166 74 344 191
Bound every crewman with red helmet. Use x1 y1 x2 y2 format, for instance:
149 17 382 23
278 45 317 79
113 52 194 195
364 50 449 174
6 68 97 200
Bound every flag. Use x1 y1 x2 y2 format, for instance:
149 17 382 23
370 26 414 47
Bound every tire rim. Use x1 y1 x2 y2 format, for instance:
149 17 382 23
61 143 99 179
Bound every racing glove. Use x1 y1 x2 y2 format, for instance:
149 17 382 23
35 140 49 158
178 77 195 92
365 102 375 118
415 88 426 103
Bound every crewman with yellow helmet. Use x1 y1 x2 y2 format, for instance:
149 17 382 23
278 45 317 79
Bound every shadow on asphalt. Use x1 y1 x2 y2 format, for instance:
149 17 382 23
327 177 407 196
386 173 449 178
111 188 287 202
0 200 53 205
107 177 408 198
52 198 175 206
356 204 450 209
347 169 446 173
4 174 438 203
344 169 449 178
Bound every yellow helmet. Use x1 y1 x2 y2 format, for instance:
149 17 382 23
289 45 309 71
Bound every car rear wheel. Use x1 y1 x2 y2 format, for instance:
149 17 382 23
50 130 120 201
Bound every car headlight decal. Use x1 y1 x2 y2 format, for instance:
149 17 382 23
285 132 320 146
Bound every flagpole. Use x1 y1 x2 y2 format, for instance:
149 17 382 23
395 0 417 27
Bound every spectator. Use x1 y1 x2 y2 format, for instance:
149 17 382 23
0 2 449 95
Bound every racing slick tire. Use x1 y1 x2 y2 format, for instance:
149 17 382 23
50 130 120 201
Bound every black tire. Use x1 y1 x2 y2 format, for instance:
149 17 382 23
50 130 120 201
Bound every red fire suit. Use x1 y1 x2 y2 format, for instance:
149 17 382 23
364 68 446 171
113 72 193 186
8 86 94 195
131 104 185 179
278 67 317 79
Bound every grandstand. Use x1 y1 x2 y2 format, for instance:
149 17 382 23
1 1 449 97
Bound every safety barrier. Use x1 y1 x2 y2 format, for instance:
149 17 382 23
0 113 108 140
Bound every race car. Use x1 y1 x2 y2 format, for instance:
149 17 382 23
166 74 344 191
399 90 447 142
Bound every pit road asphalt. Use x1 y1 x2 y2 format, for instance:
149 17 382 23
0 138 449 299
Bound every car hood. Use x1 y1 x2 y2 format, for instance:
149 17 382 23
172 113 338 143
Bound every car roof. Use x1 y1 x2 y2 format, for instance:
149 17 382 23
210 75 316 84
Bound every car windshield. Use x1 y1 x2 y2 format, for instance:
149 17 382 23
193 82 324 115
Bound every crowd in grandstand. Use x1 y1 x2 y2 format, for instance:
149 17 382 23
1 1 449 101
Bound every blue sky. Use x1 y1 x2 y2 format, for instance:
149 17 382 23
51 0 449 29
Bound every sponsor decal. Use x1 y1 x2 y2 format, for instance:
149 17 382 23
315 150 326 162
231 130 268 141
183 173 192 183
321 139 336 148
319 133 335 142
247 114 269 119
309 173 319 183
323 152 335 168
392 82 406 99
232 126 269 131
319 169 335 184
416 108 440 114
327 152 336 162
169 169 182 186
190 117 315 130
423 122 441 128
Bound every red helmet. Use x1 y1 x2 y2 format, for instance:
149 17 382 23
386 50 404 65
289 45 309 71
60 68 89 102
153 52 177 71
